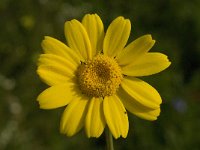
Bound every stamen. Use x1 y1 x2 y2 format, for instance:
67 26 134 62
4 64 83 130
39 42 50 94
77 54 123 97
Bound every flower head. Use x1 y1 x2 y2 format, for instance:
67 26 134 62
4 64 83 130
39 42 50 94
37 14 171 139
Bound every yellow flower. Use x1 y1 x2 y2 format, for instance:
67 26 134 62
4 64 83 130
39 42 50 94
37 14 171 139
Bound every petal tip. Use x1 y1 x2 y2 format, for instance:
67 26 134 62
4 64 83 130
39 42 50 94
152 39 156 45
44 36 51 40
122 134 128 138
117 16 125 20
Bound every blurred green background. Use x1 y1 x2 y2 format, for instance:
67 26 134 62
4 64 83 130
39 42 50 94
0 0 200 149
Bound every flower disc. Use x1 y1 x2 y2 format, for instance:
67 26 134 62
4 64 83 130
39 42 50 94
77 54 123 97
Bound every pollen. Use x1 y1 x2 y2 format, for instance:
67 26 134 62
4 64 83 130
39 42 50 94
77 54 123 97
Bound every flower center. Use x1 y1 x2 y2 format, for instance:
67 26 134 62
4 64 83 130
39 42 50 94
77 54 123 98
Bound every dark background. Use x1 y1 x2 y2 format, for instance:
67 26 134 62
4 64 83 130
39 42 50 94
0 0 200 149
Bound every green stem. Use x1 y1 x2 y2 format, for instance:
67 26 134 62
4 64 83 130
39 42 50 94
105 127 114 150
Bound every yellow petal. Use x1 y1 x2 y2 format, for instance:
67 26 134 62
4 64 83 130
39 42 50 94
103 95 129 139
122 52 171 76
41 36 81 65
117 87 160 121
37 54 76 70
85 97 105 138
37 83 76 109
37 54 76 86
121 77 161 109
82 14 104 56
60 95 89 136
65 19 92 60
103 16 131 57
116 35 155 66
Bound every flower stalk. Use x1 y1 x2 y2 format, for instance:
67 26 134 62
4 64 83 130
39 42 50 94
106 127 114 150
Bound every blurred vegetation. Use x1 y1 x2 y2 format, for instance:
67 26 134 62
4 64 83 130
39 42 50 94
0 0 200 149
